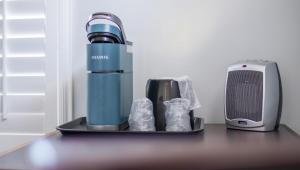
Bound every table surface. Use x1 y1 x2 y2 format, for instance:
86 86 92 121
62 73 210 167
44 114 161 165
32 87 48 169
0 124 299 170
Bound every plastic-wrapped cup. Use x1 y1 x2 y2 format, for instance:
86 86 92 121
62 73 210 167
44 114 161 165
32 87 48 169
128 98 156 131
164 98 191 131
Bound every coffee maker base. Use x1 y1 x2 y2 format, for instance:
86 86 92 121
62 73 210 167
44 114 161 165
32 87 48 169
87 124 119 131
87 121 129 131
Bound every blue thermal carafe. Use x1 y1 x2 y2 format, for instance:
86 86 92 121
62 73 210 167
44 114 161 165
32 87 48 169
86 12 132 130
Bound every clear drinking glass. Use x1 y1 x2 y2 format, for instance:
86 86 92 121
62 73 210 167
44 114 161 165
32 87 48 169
128 98 156 131
164 98 192 131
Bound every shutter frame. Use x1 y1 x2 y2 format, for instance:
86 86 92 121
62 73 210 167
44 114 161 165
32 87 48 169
0 0 59 133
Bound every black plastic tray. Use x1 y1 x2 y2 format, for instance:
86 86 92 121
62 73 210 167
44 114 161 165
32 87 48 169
57 117 204 135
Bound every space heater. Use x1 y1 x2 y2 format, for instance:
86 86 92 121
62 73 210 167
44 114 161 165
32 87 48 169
225 60 282 131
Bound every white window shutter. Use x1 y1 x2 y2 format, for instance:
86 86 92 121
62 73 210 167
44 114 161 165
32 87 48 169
0 0 58 134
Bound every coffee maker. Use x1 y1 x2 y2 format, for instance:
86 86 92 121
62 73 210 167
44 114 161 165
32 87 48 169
86 12 133 130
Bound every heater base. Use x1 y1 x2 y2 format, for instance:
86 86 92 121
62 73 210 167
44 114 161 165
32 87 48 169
226 124 276 132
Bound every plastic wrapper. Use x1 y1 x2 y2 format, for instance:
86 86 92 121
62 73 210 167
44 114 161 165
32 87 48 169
174 76 201 110
128 98 156 131
164 98 192 131
154 76 201 111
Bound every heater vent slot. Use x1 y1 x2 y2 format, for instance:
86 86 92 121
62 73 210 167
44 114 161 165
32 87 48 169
226 70 263 122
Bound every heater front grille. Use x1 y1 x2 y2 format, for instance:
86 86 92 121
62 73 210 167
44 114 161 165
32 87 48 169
226 70 263 122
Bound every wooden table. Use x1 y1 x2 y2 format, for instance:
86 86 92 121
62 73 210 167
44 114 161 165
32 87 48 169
0 124 299 170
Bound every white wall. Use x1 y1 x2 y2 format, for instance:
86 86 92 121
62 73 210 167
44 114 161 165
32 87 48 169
70 0 300 133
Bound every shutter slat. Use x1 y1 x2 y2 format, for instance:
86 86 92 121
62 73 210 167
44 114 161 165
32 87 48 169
0 1 2 21
6 38 45 55
6 15 45 20
0 35 3 54
5 95 44 113
0 39 2 55
0 56 2 72
6 0 44 18
0 114 44 133
6 19 45 36
6 57 45 73
7 53 45 58
0 77 2 91
6 76 45 93
0 21 3 36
